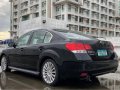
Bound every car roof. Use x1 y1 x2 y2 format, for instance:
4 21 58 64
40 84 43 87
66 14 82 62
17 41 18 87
32 29 93 38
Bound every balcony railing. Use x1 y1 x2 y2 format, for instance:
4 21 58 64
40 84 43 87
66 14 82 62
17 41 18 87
54 0 83 5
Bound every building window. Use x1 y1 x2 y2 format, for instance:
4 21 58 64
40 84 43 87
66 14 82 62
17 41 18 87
42 10 46 17
22 15 30 21
68 4 71 11
56 5 61 12
32 13 39 18
75 7 78 13
62 15 64 20
68 14 71 21
13 25 18 30
30 4 39 13
75 16 78 22
21 9 28 15
42 1 46 8
56 15 61 20
62 5 64 11
21 1 28 9
14 5 18 10
30 0 39 5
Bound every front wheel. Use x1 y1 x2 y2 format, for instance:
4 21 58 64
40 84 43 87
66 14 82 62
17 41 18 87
41 59 59 86
1 56 8 72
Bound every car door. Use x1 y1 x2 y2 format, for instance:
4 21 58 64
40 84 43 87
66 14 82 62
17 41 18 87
21 30 53 71
10 32 32 68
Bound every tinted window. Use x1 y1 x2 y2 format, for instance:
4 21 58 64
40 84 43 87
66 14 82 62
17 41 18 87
44 32 53 43
61 32 91 40
17 33 31 46
30 30 46 45
54 29 94 40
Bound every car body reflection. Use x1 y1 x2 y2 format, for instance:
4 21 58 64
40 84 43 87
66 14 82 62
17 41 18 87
0 71 110 90
0 72 7 89
0 71 120 90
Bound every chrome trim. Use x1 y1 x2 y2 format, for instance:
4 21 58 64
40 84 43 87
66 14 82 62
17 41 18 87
8 66 39 75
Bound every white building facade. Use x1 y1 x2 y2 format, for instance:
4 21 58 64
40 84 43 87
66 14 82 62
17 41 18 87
10 0 120 37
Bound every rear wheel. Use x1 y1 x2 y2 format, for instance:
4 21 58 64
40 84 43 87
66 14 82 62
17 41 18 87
41 59 59 86
1 56 8 72
90 76 100 84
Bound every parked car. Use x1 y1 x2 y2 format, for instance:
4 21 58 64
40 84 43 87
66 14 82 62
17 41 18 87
0 29 118 85
0 40 3 44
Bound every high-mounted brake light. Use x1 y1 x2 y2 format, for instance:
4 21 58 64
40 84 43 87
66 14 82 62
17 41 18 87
65 43 92 53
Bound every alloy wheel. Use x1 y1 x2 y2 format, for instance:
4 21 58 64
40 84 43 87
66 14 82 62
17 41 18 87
1 57 7 71
42 61 56 84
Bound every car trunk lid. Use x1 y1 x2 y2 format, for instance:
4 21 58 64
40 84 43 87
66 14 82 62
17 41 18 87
83 40 115 61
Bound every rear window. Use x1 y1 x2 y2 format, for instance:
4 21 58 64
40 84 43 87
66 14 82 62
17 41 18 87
55 30 95 40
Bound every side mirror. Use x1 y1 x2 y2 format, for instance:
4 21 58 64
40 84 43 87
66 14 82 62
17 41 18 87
8 42 17 48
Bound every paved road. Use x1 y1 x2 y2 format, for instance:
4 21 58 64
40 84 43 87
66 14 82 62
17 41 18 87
0 71 120 90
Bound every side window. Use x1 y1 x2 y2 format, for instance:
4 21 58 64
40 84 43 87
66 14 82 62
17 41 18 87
17 33 31 46
30 30 46 45
44 32 53 43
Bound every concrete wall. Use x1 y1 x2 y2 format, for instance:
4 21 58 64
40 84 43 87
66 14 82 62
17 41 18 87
19 17 68 36
106 37 120 59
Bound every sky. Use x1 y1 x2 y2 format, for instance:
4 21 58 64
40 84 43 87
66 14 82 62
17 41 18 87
0 0 10 32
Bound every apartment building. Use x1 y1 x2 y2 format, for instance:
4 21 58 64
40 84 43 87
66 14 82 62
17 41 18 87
10 0 120 38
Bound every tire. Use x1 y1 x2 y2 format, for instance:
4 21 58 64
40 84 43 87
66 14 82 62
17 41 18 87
1 56 9 72
90 76 100 84
41 59 59 86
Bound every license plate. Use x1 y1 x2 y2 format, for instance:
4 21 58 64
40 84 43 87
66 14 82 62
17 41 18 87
97 50 108 56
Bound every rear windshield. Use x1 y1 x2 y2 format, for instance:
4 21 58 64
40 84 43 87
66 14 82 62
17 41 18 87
54 29 95 40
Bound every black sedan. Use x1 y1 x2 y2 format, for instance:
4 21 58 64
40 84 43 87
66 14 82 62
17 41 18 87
0 29 118 85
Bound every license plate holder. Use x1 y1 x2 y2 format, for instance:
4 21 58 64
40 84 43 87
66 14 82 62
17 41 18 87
97 50 108 56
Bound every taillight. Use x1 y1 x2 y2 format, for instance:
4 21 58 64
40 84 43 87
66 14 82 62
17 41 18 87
65 42 92 53
84 44 92 50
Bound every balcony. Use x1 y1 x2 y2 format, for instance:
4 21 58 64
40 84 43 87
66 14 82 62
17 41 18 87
54 0 83 6
30 5 39 13
92 0 99 4
91 23 99 28
101 2 107 8
101 24 107 29
101 10 107 15
109 20 115 24
115 11 120 19
109 0 115 3
91 15 99 20
116 28 120 32
80 11 89 17
13 0 19 5
30 0 39 5
109 26 115 31
101 16 107 22
21 9 30 16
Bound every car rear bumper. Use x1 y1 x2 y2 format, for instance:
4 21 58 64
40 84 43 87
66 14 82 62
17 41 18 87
60 60 118 79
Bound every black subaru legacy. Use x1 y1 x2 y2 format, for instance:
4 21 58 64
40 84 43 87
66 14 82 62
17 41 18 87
0 29 118 85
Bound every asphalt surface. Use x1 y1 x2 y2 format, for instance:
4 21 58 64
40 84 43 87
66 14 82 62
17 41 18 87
0 71 119 90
